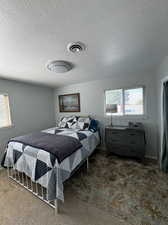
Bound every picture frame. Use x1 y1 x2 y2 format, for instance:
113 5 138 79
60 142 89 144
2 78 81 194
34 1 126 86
59 93 80 112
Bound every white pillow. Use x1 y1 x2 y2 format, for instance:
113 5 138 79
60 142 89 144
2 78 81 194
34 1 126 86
77 117 91 130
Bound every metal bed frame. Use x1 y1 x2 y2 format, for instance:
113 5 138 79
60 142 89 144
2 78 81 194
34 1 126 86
6 158 89 214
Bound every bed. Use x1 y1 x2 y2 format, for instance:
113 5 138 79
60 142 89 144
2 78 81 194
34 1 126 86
1 119 100 214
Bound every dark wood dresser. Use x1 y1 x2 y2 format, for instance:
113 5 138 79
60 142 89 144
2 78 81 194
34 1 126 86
105 126 146 159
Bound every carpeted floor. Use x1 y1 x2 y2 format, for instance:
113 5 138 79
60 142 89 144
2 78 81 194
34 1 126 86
0 150 168 225
65 150 168 225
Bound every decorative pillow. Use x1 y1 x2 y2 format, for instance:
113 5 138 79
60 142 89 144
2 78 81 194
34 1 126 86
58 116 76 128
59 116 91 130
69 116 79 129
76 117 91 130
89 119 98 132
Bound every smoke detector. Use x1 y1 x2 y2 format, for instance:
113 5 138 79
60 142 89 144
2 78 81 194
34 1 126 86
46 60 73 73
67 42 86 53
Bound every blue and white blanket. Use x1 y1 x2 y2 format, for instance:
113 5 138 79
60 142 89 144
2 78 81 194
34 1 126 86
2 127 100 201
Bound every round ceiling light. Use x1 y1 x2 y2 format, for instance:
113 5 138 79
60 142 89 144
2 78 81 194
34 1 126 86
46 60 73 73
67 42 86 53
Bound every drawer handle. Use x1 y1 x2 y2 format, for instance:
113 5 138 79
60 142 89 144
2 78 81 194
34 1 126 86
129 133 136 136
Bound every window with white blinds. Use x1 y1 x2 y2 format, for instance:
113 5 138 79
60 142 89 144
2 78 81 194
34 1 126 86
105 87 145 116
0 94 12 128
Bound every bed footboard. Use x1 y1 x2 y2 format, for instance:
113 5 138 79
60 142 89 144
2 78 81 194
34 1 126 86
7 166 59 214
6 156 90 214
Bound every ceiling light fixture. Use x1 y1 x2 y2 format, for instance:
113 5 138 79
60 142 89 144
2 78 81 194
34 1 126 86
46 60 73 73
67 42 86 53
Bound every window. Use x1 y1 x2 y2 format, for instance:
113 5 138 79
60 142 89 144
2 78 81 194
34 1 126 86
0 94 12 128
105 87 144 116
105 89 123 116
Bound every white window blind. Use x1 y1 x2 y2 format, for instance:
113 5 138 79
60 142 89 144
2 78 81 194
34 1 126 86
105 87 144 116
105 89 123 116
0 94 12 128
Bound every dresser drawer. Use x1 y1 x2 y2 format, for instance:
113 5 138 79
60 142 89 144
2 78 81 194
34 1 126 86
107 144 141 157
106 129 125 135
125 132 145 146
105 129 126 142
126 130 139 136
126 129 145 137
107 138 121 144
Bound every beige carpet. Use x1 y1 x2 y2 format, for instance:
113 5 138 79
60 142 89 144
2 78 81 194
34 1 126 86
0 167 126 225
65 151 168 225
1 150 168 225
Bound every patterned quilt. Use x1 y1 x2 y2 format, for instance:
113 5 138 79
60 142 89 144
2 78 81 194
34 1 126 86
2 127 100 201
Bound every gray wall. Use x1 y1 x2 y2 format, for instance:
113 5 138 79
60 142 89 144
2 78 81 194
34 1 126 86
0 78 55 161
54 71 158 159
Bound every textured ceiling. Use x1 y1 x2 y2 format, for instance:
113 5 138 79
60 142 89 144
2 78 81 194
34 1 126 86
0 0 168 87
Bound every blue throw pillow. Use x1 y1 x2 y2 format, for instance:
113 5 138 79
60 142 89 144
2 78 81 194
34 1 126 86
89 119 98 132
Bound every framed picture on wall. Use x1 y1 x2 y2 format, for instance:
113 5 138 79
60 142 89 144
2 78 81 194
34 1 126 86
59 93 80 112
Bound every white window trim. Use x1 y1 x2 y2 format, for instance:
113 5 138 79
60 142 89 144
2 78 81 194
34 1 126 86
104 86 147 119
0 93 13 129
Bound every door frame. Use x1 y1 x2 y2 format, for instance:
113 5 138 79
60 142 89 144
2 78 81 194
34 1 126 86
160 76 168 166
